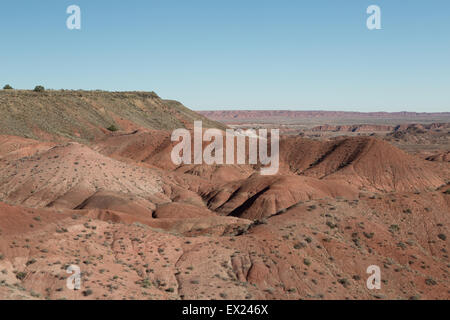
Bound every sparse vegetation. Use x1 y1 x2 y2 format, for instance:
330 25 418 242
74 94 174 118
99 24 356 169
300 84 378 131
326 221 337 229
33 85 45 92
0 90 226 142
16 272 27 280
363 232 374 239
82 289 93 296
26 259 36 266
107 124 119 132
389 224 400 233
136 278 152 288
338 278 350 288
397 242 407 249
293 242 306 250
437 233 446 241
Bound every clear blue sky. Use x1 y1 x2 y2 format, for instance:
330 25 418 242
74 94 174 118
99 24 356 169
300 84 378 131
1 0 449 112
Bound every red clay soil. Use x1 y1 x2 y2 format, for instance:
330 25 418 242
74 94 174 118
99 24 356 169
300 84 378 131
0 128 448 300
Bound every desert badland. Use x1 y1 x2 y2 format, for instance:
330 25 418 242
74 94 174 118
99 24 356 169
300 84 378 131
0 90 448 300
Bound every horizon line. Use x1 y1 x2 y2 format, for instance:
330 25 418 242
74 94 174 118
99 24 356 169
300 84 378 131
195 109 450 115
1 88 448 114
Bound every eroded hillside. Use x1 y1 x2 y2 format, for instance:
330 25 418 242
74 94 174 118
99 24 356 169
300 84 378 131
0 90 226 142
0 92 448 300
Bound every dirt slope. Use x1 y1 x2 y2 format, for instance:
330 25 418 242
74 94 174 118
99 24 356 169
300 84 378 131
0 188 448 300
279 136 446 192
0 90 226 142
0 142 169 209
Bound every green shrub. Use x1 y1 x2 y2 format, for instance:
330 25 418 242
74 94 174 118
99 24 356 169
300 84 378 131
26 259 36 266
363 232 374 239
338 278 350 288
107 124 119 132
293 242 306 250
389 224 400 233
16 272 27 280
82 289 93 296
33 85 45 92
3 84 13 90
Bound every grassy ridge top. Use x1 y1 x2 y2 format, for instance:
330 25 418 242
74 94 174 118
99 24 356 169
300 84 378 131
0 90 226 142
